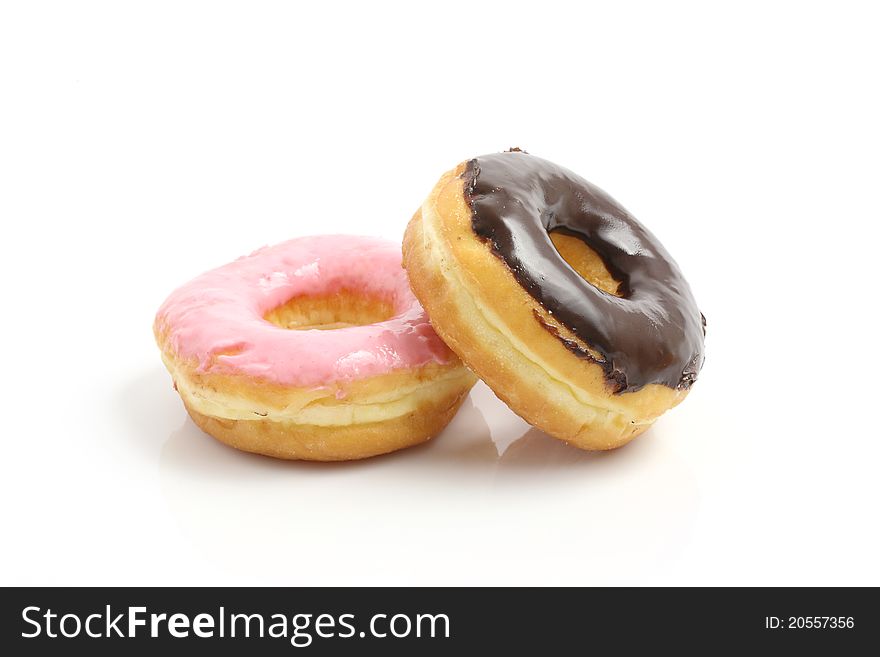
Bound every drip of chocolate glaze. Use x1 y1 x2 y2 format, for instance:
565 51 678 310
463 151 705 393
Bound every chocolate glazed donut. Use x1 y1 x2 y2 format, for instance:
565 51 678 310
465 150 705 394
402 150 706 449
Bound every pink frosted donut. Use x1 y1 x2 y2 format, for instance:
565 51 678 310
154 235 476 461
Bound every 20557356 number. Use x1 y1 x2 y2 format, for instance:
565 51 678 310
765 617 855 629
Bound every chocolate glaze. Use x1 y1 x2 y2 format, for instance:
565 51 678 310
463 151 705 393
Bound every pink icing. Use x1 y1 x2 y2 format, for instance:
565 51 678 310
155 235 454 389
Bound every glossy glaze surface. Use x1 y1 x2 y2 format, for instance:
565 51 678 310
465 151 705 392
155 236 454 387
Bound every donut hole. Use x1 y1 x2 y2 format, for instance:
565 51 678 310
264 290 395 330
549 231 623 297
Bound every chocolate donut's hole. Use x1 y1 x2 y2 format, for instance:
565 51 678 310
264 290 395 330
549 231 623 297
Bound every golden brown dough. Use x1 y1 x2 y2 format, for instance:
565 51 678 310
403 163 691 450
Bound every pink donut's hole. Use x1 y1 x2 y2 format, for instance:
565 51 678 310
263 289 396 330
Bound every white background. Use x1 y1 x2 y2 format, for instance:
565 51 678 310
2 1 878 586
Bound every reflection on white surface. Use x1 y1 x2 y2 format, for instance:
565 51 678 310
135 368 700 586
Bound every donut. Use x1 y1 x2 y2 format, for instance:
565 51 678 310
154 235 476 461
402 150 705 450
